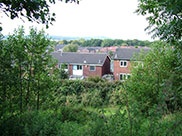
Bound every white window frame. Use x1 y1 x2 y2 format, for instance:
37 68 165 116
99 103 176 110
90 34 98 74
89 66 96 71
120 60 127 67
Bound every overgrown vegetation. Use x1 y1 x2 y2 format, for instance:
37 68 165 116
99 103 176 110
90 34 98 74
1 2 182 133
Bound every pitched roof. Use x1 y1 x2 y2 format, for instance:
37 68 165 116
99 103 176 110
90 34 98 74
113 48 150 60
51 52 109 66
54 44 66 50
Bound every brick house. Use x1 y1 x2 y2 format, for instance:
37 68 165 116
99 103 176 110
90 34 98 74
51 52 111 79
113 48 150 80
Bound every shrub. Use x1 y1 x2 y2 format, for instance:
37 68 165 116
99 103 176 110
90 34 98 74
80 89 103 107
126 43 182 114
0 110 62 136
86 76 105 83
55 80 123 107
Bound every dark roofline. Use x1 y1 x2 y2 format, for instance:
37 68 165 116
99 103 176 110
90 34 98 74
53 52 110 66
113 48 150 60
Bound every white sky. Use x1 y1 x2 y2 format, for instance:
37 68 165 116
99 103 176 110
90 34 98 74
0 0 153 41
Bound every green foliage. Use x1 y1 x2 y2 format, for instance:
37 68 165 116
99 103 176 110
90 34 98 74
82 39 102 47
0 110 62 136
80 90 103 107
137 0 182 44
59 69 69 79
0 107 98 136
86 76 105 83
1 107 182 136
127 42 182 114
52 79 123 107
59 38 153 47
63 43 78 52
0 0 56 29
0 26 58 119
0 0 80 29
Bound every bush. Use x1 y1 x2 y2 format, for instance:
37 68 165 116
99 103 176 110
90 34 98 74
0 110 62 136
54 80 123 107
0 107 96 136
86 76 105 83
80 89 103 107
127 43 182 114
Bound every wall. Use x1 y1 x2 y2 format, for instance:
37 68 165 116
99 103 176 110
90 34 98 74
102 56 111 75
113 60 131 80
83 65 102 77
67 56 111 78
68 65 73 76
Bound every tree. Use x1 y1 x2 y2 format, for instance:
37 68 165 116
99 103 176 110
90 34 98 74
101 39 115 47
63 44 78 52
137 0 182 87
126 42 182 114
0 26 58 117
0 0 80 30
136 0 182 44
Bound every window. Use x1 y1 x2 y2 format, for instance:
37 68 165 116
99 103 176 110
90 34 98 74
73 65 82 70
77 65 82 70
120 73 131 81
89 66 96 71
120 60 127 67
73 65 77 70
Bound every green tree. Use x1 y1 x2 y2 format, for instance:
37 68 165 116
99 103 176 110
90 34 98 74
59 40 68 45
63 44 78 52
101 39 115 47
136 0 182 44
0 26 57 117
127 42 182 114
0 0 80 30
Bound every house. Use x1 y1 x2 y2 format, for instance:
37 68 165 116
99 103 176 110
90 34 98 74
100 46 119 53
113 48 150 80
54 44 67 52
78 47 102 53
51 52 111 79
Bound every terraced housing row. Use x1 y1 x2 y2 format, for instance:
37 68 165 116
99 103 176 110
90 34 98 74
52 48 150 80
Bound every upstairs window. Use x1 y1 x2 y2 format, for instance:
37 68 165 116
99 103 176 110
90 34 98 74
120 60 127 67
89 66 96 71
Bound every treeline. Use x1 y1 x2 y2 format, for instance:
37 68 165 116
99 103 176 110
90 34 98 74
59 38 153 47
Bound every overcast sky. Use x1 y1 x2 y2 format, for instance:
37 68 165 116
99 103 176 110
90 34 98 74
0 0 153 41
